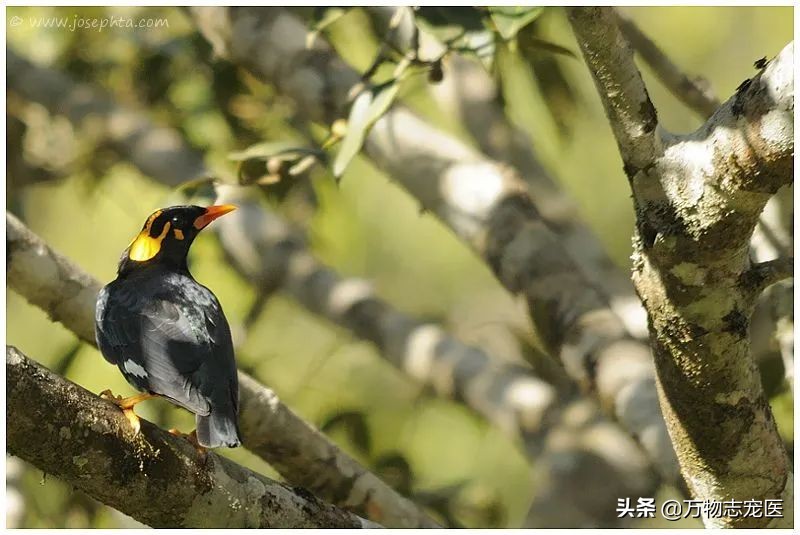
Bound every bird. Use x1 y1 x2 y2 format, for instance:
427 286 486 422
95 204 242 449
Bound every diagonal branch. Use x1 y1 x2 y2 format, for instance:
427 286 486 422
214 188 562 448
741 257 794 299
6 212 437 528
567 7 660 172
364 9 664 525
7 345 379 528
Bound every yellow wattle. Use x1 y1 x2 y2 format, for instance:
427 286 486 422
128 222 171 262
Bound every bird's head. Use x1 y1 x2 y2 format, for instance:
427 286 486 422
118 205 236 275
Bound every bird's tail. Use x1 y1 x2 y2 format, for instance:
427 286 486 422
196 407 242 448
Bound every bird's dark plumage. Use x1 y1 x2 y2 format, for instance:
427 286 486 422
95 205 241 448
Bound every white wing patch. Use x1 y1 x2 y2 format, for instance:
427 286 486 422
123 359 148 379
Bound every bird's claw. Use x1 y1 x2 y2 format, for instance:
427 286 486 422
169 428 208 461
99 389 123 403
99 389 144 435
123 408 142 435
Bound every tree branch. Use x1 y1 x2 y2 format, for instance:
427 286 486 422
569 5 793 526
742 257 794 298
567 7 659 172
750 186 794 392
6 212 437 528
189 6 680 485
613 8 721 119
6 48 206 187
7 345 379 528
598 8 790 378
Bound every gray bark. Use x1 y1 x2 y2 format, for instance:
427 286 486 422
214 186 562 446
610 8 794 392
370 6 650 341
568 7 793 527
7 345 379 528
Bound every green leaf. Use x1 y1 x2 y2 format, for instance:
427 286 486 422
332 81 400 178
487 6 544 41
518 35 576 59
228 142 305 162
414 7 486 43
457 29 497 71
306 7 348 48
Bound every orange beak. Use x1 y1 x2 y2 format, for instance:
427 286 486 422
193 204 237 229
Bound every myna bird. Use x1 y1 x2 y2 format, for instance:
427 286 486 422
95 205 242 449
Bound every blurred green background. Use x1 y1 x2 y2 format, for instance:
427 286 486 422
6 6 793 528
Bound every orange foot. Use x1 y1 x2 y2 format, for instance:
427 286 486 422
169 428 208 461
100 389 156 435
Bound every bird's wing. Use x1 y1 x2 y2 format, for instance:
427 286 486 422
137 297 214 415
95 286 119 365
95 285 212 416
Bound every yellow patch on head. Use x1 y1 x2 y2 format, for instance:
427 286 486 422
128 221 171 262
144 210 163 231
173 228 185 241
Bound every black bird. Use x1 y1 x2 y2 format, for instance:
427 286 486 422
95 205 241 449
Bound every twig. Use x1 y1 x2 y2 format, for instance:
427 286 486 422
741 257 794 298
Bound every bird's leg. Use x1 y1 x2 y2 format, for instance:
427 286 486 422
99 390 156 435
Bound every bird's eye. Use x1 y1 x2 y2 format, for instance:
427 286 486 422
172 217 180 225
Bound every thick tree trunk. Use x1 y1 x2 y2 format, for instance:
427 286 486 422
568 7 793 527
